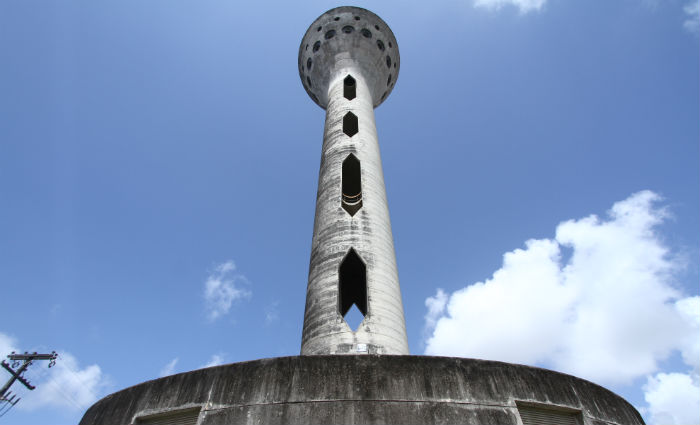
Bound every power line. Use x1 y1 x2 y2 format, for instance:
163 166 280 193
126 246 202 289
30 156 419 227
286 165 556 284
43 370 84 411
29 353 99 411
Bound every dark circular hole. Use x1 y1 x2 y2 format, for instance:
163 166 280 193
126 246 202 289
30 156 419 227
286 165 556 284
313 41 321 52
342 25 354 34
387 74 392 86
377 40 385 51
354 16 360 20
361 28 372 38
307 76 311 86
388 41 392 48
374 25 380 30
386 56 391 68
394 62 397 68
305 44 309 51
325 29 336 39
334 16 340 21
317 26 322 32
307 57 312 70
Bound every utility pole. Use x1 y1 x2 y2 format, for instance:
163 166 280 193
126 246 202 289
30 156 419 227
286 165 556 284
0 351 57 417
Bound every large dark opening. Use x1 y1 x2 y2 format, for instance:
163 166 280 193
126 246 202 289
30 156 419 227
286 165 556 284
343 112 358 137
339 249 368 327
341 154 362 216
344 75 356 100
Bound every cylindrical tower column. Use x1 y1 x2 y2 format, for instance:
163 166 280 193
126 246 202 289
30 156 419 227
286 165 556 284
299 7 408 355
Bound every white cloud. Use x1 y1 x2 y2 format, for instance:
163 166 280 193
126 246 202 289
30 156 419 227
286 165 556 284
684 0 700 33
424 288 448 337
473 0 547 13
159 357 178 377
675 296 700 370
644 372 700 425
200 354 225 368
265 302 280 324
0 332 19 357
472 0 699 33
203 260 252 321
424 191 697 387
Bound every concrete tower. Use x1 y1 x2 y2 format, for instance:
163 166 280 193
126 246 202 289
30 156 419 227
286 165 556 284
79 8 646 424
298 7 408 355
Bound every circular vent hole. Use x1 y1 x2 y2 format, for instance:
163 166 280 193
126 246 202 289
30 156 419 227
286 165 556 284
377 40 385 51
386 56 391 68
342 25 354 34
361 28 372 38
307 58 312 70
313 41 321 52
325 29 336 39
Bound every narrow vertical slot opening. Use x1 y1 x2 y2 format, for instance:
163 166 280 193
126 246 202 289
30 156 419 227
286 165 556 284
341 154 362 216
344 75 356 100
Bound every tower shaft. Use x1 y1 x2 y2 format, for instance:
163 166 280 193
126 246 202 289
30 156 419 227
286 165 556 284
301 70 409 355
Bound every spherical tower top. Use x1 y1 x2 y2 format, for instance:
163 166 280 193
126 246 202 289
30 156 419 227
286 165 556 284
299 6 400 109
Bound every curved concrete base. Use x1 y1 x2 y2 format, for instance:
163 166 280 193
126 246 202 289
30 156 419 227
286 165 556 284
79 355 644 425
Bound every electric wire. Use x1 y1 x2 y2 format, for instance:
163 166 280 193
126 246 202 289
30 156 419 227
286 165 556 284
21 357 85 412
42 358 88 411
55 354 100 409
45 371 85 411
62 356 101 408
0 403 11 418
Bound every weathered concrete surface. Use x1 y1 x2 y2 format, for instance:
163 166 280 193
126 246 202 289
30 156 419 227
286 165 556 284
300 7 409 355
301 72 409 355
299 7 399 109
79 356 645 425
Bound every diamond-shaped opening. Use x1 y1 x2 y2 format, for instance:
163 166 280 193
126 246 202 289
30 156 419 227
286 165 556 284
344 304 365 331
341 154 362 216
343 112 358 137
344 75 356 100
339 248 367 332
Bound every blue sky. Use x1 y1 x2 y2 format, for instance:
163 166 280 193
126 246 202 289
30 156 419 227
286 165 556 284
0 0 698 424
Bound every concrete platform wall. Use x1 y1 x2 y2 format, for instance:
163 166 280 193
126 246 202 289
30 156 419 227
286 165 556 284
79 355 645 425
